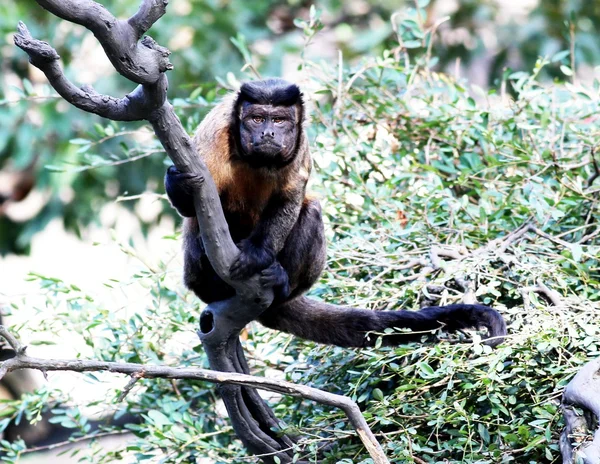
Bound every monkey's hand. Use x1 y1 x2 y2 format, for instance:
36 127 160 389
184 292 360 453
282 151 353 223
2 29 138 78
229 239 275 280
260 262 290 303
164 165 204 217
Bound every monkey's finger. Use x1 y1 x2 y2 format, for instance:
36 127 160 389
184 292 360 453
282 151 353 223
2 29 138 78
259 273 279 286
179 173 205 193
178 172 203 180
167 165 203 183
229 259 255 280
273 282 291 301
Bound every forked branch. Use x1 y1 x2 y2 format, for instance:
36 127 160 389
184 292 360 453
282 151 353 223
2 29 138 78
36 0 171 84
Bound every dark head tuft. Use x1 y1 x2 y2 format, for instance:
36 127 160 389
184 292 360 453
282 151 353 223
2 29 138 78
238 78 303 107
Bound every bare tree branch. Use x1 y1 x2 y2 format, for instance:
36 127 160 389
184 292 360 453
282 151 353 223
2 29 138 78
529 225 574 250
36 0 171 84
586 145 599 189
14 22 166 121
0 325 26 354
117 371 144 402
0 326 389 464
534 280 563 307
128 0 169 38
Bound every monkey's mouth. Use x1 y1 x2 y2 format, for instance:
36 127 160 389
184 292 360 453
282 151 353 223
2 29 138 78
256 140 280 148
253 141 282 155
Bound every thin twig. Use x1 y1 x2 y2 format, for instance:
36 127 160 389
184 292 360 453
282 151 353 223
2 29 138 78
117 370 145 402
22 429 131 454
0 325 26 354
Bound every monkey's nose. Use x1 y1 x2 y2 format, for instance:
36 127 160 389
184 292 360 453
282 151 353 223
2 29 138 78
262 131 275 138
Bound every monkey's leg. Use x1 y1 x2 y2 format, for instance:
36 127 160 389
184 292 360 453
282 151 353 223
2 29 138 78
164 165 203 217
256 198 325 320
182 218 236 303
278 198 326 298
257 200 506 348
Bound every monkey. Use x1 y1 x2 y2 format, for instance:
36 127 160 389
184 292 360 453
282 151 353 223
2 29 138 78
165 78 507 348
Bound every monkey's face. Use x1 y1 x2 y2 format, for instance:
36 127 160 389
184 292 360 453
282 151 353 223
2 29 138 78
238 102 299 168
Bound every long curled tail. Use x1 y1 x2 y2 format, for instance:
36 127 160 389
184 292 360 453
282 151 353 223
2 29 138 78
258 296 507 348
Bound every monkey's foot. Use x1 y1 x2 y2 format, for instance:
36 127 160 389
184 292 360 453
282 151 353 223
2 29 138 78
260 262 290 303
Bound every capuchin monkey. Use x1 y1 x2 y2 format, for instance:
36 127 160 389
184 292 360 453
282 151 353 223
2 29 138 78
165 78 507 348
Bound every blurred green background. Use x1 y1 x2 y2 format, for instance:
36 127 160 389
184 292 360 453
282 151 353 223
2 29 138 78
2 0 600 255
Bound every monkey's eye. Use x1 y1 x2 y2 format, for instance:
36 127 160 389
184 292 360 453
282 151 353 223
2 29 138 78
272 117 285 124
252 116 265 123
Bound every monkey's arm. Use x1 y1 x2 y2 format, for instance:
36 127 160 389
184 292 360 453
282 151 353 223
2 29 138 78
229 187 304 280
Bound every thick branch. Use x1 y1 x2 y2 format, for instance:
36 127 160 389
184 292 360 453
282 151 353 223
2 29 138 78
0 327 388 464
36 0 171 85
563 359 600 422
14 22 166 121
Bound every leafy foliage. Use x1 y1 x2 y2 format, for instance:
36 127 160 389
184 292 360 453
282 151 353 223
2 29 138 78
2 2 600 464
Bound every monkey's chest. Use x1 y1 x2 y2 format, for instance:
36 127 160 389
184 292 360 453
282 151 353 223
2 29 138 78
218 177 276 240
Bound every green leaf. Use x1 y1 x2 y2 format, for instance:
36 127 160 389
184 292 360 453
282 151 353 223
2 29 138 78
551 50 570 63
372 388 384 401
560 65 573 76
147 410 171 428
419 362 435 377
570 244 583 262
69 138 91 145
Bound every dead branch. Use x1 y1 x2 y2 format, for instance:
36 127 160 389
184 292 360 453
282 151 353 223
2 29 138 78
586 145 599 189
117 371 144 402
521 281 564 307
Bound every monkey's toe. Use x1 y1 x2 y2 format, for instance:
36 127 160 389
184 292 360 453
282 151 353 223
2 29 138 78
260 263 290 302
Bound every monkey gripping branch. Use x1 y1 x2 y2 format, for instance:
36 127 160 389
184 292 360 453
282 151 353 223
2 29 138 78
12 1 387 462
